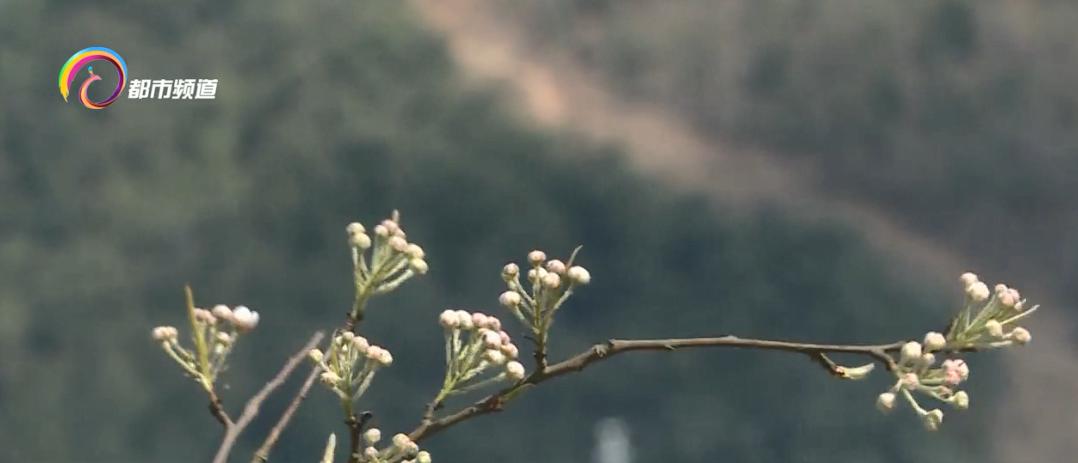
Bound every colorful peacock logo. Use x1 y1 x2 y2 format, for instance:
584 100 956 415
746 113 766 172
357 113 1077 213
58 46 128 110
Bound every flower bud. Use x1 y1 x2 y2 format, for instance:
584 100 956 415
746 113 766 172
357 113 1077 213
920 353 936 367
999 291 1017 308
211 304 233 321
545 259 566 274
320 371 341 386
900 342 922 364
959 272 979 287
497 330 510 345
482 330 502 349
352 336 370 353
381 220 400 236
901 372 920 390
363 428 381 445
349 233 371 249
364 447 379 459
416 451 432 463
456 310 474 330
405 244 425 259
985 319 1004 338
487 317 502 331
231 306 260 331
346 222 366 235
506 361 526 380
151 326 177 341
501 343 519 359
392 433 411 450
388 236 408 253
409 258 429 275
528 250 546 266
499 291 521 308
542 272 561 289
193 308 217 325
215 332 232 345
439 310 459 329
923 332 946 352
471 313 490 330
308 349 324 363
484 349 506 365
502 263 520 280
368 346 393 366
942 359 969 381
952 390 969 410
341 331 355 342
567 266 591 285
922 409 944 431
967 282 990 302
876 392 896 413
374 224 389 237
1011 327 1031 345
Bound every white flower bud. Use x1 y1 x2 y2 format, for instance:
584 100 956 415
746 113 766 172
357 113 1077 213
363 447 379 459
381 220 400 235
216 332 232 345
231 306 260 331
528 250 546 266
455 310 474 330
922 409 944 431
341 331 355 342
985 319 1004 338
506 361 526 380
350 233 372 249
545 259 566 274
542 272 561 289
994 283 1009 295
405 244 425 259
320 371 341 386
900 341 922 364
374 224 389 237
499 291 521 308
920 353 936 367
211 304 233 321
567 266 591 285
471 313 490 329
952 390 969 410
1011 327 1031 345
308 349 324 363
392 433 411 449
487 317 502 331
367 345 393 366
346 222 366 235
388 236 408 253
923 332 946 352
502 263 520 280
484 349 506 365
501 343 519 359
439 310 460 329
959 272 979 287
352 336 370 353
482 330 502 349
363 428 381 445
967 282 990 302
416 451 432 463
193 308 217 325
151 326 177 341
942 359 969 381
999 291 1017 308
409 258 429 275
876 392 896 413
901 372 920 390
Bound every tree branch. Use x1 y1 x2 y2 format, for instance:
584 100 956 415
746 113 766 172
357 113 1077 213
409 335 913 442
251 364 322 463
212 331 325 463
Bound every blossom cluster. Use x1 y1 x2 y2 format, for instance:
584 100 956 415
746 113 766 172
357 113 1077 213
876 272 1035 430
152 301 260 391
346 212 429 320
497 249 590 338
354 428 432 463
435 309 526 401
309 331 393 403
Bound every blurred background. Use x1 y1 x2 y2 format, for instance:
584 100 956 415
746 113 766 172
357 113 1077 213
1 0 1075 461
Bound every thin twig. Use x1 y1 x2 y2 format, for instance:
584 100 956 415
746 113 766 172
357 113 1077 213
212 331 325 463
409 335 915 442
208 388 235 428
251 364 322 463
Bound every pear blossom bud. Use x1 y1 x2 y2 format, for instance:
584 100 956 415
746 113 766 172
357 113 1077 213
308 349 324 363
999 291 1017 308
900 342 922 364
352 336 370 353
215 332 232 345
409 258 429 275
471 313 490 329
152 326 178 341
374 224 389 237
545 259 566 274
985 319 1004 338
1011 327 1031 345
967 282 990 302
502 263 520 280
952 390 969 410
542 272 561 289
416 451 432 463
959 272 979 287
482 330 502 349
456 310 474 329
346 222 366 235
368 346 393 366
350 233 371 249
567 266 591 285
923 332 946 352
231 306 260 331
341 332 355 342
901 372 920 390
487 317 502 331
388 236 408 253
528 250 546 266
193 308 217 325
497 330 511 345
922 409 944 431
211 304 233 321
484 349 506 365
876 392 896 413
439 310 460 329
363 428 381 445
381 220 400 235
499 291 521 308
942 359 969 381
320 371 341 386
506 361 526 380
392 433 411 449
405 244 425 259
501 343 519 359
364 447 379 459
920 353 936 367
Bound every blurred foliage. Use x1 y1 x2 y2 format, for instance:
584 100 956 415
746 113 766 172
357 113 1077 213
498 0 1078 307
0 0 1005 462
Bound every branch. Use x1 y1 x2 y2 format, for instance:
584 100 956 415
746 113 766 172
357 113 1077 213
251 364 322 463
208 388 235 428
409 335 912 442
212 331 325 463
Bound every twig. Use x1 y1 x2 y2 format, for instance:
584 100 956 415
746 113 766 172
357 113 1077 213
409 335 914 442
251 365 322 463
346 411 374 463
212 331 325 463
208 388 235 428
